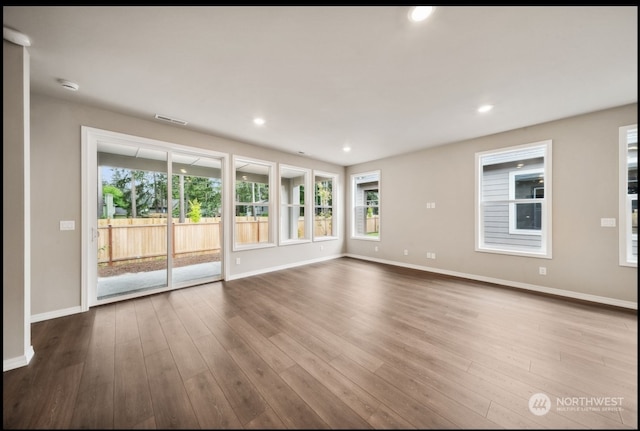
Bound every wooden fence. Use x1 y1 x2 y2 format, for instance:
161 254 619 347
97 219 223 265
97 216 338 265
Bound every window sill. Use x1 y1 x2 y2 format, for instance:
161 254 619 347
351 236 381 242
313 236 339 242
279 239 312 246
476 246 551 259
233 242 276 252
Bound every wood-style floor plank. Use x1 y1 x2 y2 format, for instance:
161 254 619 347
227 343 330 429
3 257 637 429
113 339 154 428
144 348 200 429
183 370 243 429
191 334 267 425
269 332 381 422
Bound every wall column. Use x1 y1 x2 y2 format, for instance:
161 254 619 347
3 37 33 371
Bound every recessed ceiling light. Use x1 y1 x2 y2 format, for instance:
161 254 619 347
343 146 351 153
58 79 79 91
253 117 265 126
477 104 493 113
409 6 435 22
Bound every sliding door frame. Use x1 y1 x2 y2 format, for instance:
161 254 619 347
81 126 230 310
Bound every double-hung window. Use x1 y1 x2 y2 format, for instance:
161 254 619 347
476 140 552 257
619 124 638 266
313 171 338 239
233 157 275 249
280 165 311 244
351 170 380 240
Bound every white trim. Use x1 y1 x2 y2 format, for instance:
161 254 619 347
619 124 638 267
345 254 637 310
31 306 84 323
82 126 228 309
476 140 552 258
226 254 344 281
3 346 34 372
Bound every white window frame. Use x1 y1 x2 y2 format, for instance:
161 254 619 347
313 170 339 241
232 155 276 251
619 124 638 267
476 140 552 258
351 170 381 241
279 164 311 245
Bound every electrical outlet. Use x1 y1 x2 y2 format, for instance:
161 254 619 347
432 252 436 259
403 249 409 256
374 246 379 252
539 266 547 275
236 258 241 265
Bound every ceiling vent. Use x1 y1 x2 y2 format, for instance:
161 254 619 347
154 114 188 126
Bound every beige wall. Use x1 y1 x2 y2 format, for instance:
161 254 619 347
346 104 638 305
29 93 345 318
4 73 637 357
3 40 31 368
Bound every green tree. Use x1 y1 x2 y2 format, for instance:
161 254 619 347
172 175 222 218
187 198 202 223
102 184 127 208
110 168 156 217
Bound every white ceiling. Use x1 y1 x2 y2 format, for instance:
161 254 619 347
3 6 637 166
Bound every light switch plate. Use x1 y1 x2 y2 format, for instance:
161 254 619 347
60 220 75 231
600 218 616 227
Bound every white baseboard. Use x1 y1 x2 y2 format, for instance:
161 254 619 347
31 305 84 323
345 254 638 310
227 254 345 281
3 345 34 372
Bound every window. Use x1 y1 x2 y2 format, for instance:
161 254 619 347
233 157 275 249
476 140 552 257
619 124 637 266
280 165 311 244
313 171 338 239
351 170 380 240
508 168 544 234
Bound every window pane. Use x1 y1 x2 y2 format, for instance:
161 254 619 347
515 202 542 230
514 173 544 199
482 203 543 250
314 207 333 238
315 176 333 207
314 173 336 238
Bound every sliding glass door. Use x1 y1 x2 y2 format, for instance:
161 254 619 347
86 128 225 305
170 152 223 287
97 144 169 300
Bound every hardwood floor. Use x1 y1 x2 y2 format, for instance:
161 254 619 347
3 257 637 429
